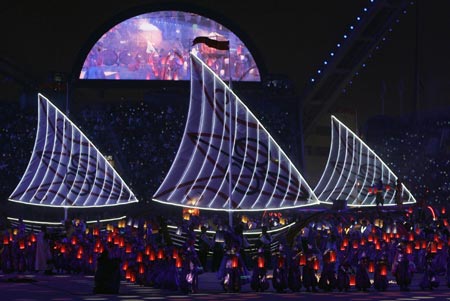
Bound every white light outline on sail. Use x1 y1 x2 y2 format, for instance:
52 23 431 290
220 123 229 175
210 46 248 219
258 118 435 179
9 93 138 208
315 115 416 207
152 53 319 211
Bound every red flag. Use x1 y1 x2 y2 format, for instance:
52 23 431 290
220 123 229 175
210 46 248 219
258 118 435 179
192 36 229 50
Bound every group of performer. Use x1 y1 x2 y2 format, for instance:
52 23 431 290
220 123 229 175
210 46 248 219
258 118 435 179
1 204 450 295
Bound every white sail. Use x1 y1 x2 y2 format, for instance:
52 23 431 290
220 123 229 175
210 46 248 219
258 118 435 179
9 93 138 208
152 53 319 211
314 115 416 207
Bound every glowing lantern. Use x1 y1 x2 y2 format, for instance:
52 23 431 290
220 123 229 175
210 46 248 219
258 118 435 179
385 185 390 191
375 242 381 250
415 241 420 250
368 261 375 273
313 258 319 271
367 234 373 242
125 269 131 279
343 237 349 247
176 257 183 268
157 248 164 260
139 263 145 274
442 207 446 215
329 250 336 263
145 245 151 256
60 245 66 253
406 243 413 254
231 255 239 268
360 238 366 246
126 243 132 253
107 233 113 243
130 272 136 283
93 228 99 236
122 261 128 271
340 243 346 251
444 219 448 227
380 264 387 276
149 250 155 261
258 256 265 268
88 255 93 264
71 236 77 245
137 252 143 263
437 240 443 250
421 240 427 249
241 215 248 224
119 237 125 248
3 235 9 245
408 233 414 242
299 253 306 266
29 233 36 243
19 239 25 250
368 187 373 194
352 240 358 249
349 274 356 286
172 248 179 259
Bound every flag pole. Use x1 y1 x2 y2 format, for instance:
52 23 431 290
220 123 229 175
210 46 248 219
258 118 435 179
227 48 233 229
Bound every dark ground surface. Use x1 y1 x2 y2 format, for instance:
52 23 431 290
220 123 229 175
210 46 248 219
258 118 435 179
1 269 450 301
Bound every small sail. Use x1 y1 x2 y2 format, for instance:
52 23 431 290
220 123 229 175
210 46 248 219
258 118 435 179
153 53 319 211
9 93 138 208
314 115 416 207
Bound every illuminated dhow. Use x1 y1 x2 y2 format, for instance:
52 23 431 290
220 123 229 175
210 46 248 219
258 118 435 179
9 94 139 208
153 53 319 211
314 115 416 207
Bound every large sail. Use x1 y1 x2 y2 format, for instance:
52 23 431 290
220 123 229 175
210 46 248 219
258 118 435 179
9 93 138 208
314 115 416 207
153 53 319 211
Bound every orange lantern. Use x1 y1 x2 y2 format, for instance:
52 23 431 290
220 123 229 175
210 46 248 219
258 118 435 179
258 256 265 268
3 235 9 245
19 239 25 250
145 245 151 256
60 245 66 253
122 261 128 271
231 255 239 268
340 243 346 251
408 232 414 242
157 248 164 260
125 269 131 279
360 238 366 246
437 241 443 250
352 240 358 249
313 258 319 271
368 260 375 273
329 250 336 263
119 237 125 248
299 254 306 266
421 240 427 249
367 234 373 242
130 272 136 283
139 263 145 274
349 274 356 286
71 236 77 245
136 252 143 263
343 237 349 247
126 243 132 253
442 207 446 215
415 241 420 250
93 228 99 236
380 264 387 276
29 233 36 243
406 243 413 254
88 255 93 264
176 257 183 268
149 250 155 261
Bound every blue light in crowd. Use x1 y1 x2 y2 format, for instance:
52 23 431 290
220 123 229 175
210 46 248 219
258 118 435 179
330 52 334 56
357 16 361 21
364 8 368 12
311 78 315 82
317 70 321 74
337 43 341 48
324 61 328 65
343 35 348 39
350 26 354 30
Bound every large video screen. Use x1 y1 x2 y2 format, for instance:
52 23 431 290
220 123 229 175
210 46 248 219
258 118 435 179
80 11 260 82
